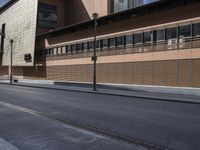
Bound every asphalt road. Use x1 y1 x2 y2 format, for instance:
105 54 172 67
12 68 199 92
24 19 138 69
0 84 199 150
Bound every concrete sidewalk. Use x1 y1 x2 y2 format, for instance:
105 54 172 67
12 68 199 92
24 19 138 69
0 79 200 104
0 137 19 150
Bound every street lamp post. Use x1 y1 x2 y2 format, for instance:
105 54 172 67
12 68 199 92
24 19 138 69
92 13 99 91
10 39 14 84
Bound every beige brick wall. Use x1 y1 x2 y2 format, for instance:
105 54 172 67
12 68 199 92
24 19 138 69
44 59 200 87
0 0 38 66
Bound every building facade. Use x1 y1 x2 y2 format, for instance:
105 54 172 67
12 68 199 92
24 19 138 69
109 0 144 13
0 0 200 87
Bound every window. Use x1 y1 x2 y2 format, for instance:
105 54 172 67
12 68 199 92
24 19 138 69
47 49 50 56
179 25 191 38
47 49 50 55
193 23 200 36
133 33 142 44
49 48 54 55
178 24 192 49
116 36 125 46
125 35 133 45
71 44 76 53
83 43 88 52
0 23 5 52
96 41 100 48
57 47 62 54
153 29 165 41
109 0 114 14
192 23 200 48
101 39 108 48
166 27 177 40
76 44 82 52
55 48 58 55
143 31 152 43
108 38 115 47
65 46 68 53
43 50 47 56
166 27 178 50
88 41 93 49
60 46 65 54
67 45 71 53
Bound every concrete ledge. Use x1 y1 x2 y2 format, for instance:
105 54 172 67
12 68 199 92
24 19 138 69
18 79 54 85
54 81 143 92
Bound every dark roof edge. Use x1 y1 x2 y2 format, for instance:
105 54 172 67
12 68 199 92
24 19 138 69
38 0 200 37
0 0 19 14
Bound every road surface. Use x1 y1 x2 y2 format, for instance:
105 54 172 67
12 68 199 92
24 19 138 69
0 84 199 150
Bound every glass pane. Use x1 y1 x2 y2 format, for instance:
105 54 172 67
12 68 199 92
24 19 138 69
134 33 142 44
143 32 152 43
154 29 165 41
65 46 67 53
126 35 133 45
109 38 115 47
116 36 124 46
76 44 82 51
54 48 58 54
47 49 50 55
193 23 200 36
179 25 191 38
71 45 76 53
96 41 100 48
67 45 71 53
49 48 54 55
0 24 5 52
83 43 87 51
88 42 94 49
166 27 177 40
101 39 108 48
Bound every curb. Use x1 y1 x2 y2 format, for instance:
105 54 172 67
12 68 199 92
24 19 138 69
0 82 200 105
54 81 144 92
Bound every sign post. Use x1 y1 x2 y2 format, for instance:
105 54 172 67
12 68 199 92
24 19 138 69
92 13 99 91
10 39 14 84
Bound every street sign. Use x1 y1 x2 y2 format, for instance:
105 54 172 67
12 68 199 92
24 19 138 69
24 53 32 62
91 56 97 61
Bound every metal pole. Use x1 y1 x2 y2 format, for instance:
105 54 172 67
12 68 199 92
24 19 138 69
10 39 14 84
92 13 98 91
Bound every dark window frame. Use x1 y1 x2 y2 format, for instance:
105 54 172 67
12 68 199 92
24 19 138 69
0 23 6 52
